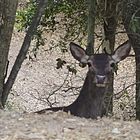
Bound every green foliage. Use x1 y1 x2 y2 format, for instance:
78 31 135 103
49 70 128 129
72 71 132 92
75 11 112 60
16 0 88 73
130 10 140 33
56 58 66 69
67 65 77 75
16 0 37 31
16 0 88 45
56 58 77 75
119 89 131 111
130 18 140 33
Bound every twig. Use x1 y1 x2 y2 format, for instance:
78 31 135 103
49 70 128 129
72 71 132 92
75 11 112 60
114 83 136 99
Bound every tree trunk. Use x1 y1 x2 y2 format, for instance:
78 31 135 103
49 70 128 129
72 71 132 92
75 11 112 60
0 0 18 108
2 0 48 107
122 0 140 120
86 0 96 55
135 47 140 119
102 0 117 115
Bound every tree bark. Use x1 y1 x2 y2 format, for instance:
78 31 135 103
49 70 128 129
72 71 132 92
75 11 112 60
86 0 96 55
122 0 140 120
135 47 140 120
102 0 117 115
0 0 18 108
2 0 48 106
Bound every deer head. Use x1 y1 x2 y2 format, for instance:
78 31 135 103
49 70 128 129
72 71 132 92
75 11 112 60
70 41 131 87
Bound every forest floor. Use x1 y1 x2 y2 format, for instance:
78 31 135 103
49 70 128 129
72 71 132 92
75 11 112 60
1 26 138 139
1 110 140 140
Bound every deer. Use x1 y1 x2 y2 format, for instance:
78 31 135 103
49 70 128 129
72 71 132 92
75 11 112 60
36 41 131 119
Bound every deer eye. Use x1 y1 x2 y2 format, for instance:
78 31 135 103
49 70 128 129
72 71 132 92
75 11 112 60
87 61 92 67
110 62 118 74
110 62 115 68
79 63 87 68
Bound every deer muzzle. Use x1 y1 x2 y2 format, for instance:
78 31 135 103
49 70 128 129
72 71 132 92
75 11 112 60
95 75 106 87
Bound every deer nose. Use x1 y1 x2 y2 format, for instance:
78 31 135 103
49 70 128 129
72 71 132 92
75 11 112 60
96 75 106 84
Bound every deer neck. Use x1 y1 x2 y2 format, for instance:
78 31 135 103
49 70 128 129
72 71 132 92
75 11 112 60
66 71 108 118
67 71 108 118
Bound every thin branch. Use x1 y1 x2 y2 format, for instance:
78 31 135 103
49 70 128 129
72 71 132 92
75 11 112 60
114 83 136 99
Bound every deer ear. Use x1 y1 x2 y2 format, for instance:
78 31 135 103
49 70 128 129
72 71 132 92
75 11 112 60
70 42 89 63
112 41 131 63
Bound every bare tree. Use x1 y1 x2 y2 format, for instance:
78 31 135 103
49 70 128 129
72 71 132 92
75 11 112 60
0 0 18 108
1 0 48 107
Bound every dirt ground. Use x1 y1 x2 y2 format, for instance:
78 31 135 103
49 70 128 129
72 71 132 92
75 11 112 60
1 110 140 140
1 27 138 139
0 111 140 140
